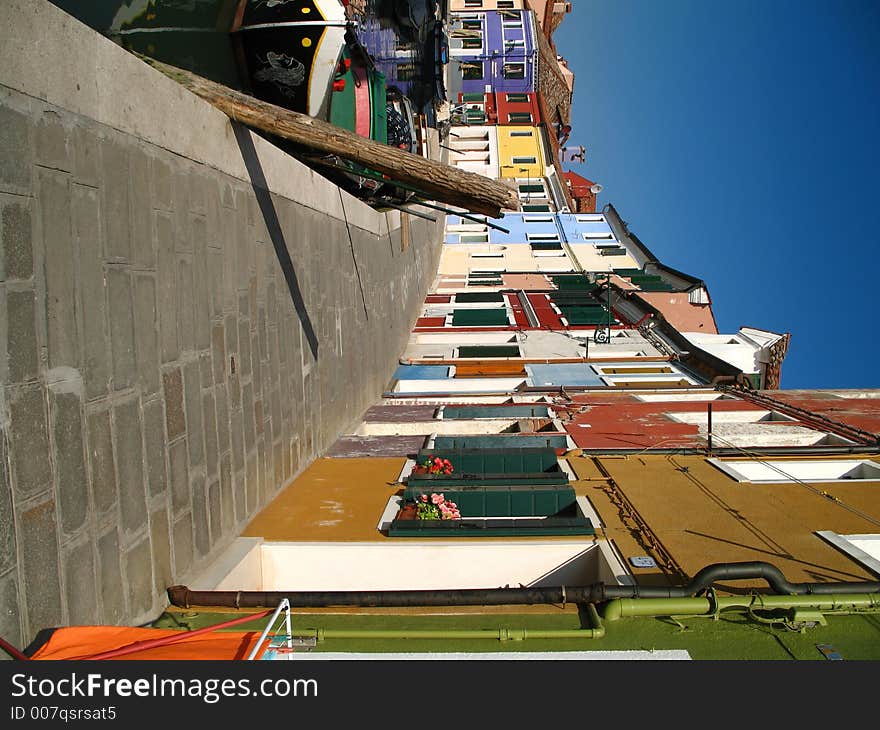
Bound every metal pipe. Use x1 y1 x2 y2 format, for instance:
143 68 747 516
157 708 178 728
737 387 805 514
246 599 291 660
300 604 605 642
167 562 880 610
410 199 510 233
377 199 438 221
603 593 880 621
707 402 713 453
0 635 29 661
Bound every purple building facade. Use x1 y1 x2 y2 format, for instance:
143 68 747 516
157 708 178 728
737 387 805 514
448 10 538 98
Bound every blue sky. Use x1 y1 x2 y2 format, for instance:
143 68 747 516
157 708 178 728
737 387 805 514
554 0 880 389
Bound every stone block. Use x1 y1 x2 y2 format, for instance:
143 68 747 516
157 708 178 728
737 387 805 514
151 157 173 212
176 256 195 348
232 469 246 525
72 125 100 187
198 352 212 391
97 529 126 624
100 138 130 261
238 317 252 379
142 398 167 498
192 475 209 558
254 399 264 438
8 384 51 499
207 479 221 548
155 211 178 363
0 438 14 575
150 507 172 597
211 322 226 388
0 571 22 656
86 408 117 515
133 274 159 396
168 438 189 515
183 360 204 469
251 332 263 396
19 500 62 636
274 441 283 491
188 170 207 216
242 382 255 454
0 104 32 193
229 408 243 475
215 387 229 456
63 540 98 625
208 250 222 317
162 367 185 440
2 196 33 280
257 306 268 361
257 439 268 505
35 108 71 171
173 170 192 253
245 454 257 516
192 216 210 350
202 390 218 479
49 389 89 535
107 267 135 390
129 150 154 269
113 399 146 537
123 537 153 619
172 514 193 580
71 184 109 398
219 452 233 534
6 289 38 383
39 168 79 369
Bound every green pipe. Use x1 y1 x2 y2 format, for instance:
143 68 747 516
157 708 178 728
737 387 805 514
295 604 605 643
603 593 880 621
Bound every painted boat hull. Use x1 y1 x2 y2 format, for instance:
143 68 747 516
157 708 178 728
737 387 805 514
234 23 346 118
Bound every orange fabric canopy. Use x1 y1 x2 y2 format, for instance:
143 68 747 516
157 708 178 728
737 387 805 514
30 626 265 661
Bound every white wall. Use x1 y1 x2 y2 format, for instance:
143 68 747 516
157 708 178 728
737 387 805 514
258 541 604 590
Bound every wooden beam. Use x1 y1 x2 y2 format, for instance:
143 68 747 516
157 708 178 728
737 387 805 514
140 56 519 218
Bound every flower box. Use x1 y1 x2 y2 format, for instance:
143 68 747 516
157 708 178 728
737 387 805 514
388 516 595 538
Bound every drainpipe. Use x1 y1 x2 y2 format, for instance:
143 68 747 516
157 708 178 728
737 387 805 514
602 593 880 621
301 604 605 643
166 561 880 610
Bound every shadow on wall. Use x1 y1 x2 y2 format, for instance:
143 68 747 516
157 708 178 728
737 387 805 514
232 122 319 360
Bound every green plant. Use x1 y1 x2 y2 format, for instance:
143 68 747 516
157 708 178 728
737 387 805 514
415 493 461 520
420 455 454 475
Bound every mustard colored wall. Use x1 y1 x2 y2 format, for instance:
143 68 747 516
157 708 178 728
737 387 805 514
575 453 880 585
497 126 545 179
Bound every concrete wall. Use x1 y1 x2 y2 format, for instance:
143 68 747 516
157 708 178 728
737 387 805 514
0 0 442 646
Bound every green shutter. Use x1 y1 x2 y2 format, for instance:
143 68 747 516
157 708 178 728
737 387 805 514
432 435 569 449
455 292 505 303
452 308 509 326
402 484 577 516
457 345 520 358
559 306 616 325
551 275 594 290
443 405 550 419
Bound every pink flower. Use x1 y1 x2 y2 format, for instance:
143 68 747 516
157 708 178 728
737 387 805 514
447 502 457 510
420 494 428 502
442 459 451 466
431 493 444 505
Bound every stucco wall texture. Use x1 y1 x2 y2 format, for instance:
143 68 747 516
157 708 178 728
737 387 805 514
0 0 442 645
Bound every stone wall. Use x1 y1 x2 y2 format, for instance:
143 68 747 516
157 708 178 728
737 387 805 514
0 0 442 648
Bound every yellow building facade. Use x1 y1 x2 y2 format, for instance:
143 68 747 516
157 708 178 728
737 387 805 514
496 125 546 180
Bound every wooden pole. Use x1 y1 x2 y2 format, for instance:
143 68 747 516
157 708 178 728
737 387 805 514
139 56 519 218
